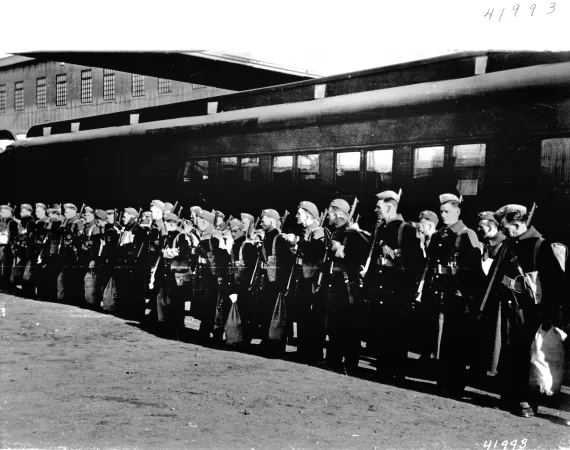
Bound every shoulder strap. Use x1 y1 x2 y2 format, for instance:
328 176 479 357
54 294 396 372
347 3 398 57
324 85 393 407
397 221 406 248
533 237 545 272
455 226 468 251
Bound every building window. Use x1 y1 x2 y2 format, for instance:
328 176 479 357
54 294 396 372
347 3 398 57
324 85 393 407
297 154 319 185
56 74 67 107
192 83 206 89
336 151 361 192
541 138 570 194
240 157 261 182
0 85 6 112
36 78 47 109
413 146 445 178
273 155 294 188
158 78 172 94
80 69 92 103
103 69 115 101
131 74 145 97
14 81 24 111
451 144 486 195
366 149 393 191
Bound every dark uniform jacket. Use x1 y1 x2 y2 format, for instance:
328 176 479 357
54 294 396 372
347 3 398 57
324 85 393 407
0 217 19 248
13 216 35 263
297 222 327 282
261 227 296 289
116 220 148 269
32 217 50 263
59 215 84 263
229 234 260 291
77 221 101 269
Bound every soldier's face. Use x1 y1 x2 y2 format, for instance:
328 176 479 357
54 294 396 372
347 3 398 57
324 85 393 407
296 208 311 227
84 212 95 223
20 208 31 218
419 218 434 235
261 216 274 230
49 212 59 222
106 213 115 224
502 220 523 238
242 218 251 231
64 208 76 219
0 209 10 218
440 203 460 226
123 213 133 225
477 221 496 240
165 221 177 232
375 201 390 221
96 219 107 228
35 208 46 220
230 226 244 240
150 207 162 221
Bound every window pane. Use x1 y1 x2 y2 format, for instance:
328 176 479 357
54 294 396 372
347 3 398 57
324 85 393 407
336 151 361 192
36 78 47 109
158 78 172 94
452 144 486 195
0 85 6 112
132 74 145 97
413 146 444 178
273 155 293 188
541 138 570 194
183 160 209 184
103 69 115 101
240 157 260 182
297 154 319 181
81 70 92 104
366 149 393 191
221 157 238 173
56 74 67 107
14 81 24 111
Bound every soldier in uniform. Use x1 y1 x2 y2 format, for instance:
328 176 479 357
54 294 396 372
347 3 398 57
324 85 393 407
293 201 328 363
31 203 50 298
164 202 175 214
478 204 566 417
366 191 425 382
11 204 36 295
115 207 148 319
77 207 102 308
324 199 370 373
39 205 64 301
0 205 19 292
477 211 507 275
417 210 439 258
421 193 485 397
154 212 192 338
56 203 85 303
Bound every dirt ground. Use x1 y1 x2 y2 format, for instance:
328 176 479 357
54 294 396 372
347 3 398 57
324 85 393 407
1 294 570 450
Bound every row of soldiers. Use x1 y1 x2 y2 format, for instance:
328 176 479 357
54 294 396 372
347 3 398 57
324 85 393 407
0 193 567 420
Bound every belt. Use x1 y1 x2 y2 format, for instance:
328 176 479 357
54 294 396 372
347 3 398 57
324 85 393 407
432 265 458 275
501 274 524 293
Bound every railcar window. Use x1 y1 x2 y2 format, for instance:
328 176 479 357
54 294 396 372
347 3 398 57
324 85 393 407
103 69 115 101
0 85 6 112
298 154 320 185
56 74 67 107
336 151 361 192
14 81 24 111
240 157 261 182
81 70 93 104
452 144 486 195
131 74 145 97
273 156 294 189
36 78 47 109
413 146 444 178
541 138 570 194
183 160 209 183
221 157 238 173
366 149 393 191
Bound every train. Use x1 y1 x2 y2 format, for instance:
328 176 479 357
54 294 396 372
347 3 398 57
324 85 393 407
3 51 570 244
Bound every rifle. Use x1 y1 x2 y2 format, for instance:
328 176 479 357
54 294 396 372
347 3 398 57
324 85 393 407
36 220 53 264
248 216 261 240
281 210 290 231
360 223 381 286
149 220 168 290
478 202 537 317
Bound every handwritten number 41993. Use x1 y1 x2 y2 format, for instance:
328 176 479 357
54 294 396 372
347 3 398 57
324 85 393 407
485 3 555 20
483 440 528 450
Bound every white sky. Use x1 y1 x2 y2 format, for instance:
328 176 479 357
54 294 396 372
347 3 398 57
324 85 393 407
1 0 569 75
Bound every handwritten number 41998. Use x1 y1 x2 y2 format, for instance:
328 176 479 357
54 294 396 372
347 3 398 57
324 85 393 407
485 3 555 20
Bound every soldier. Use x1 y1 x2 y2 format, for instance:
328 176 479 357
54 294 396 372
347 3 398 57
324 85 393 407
422 193 485 397
478 204 566 417
227 218 259 343
190 206 202 228
154 212 192 338
40 204 64 301
240 213 255 236
31 203 50 298
193 210 230 342
417 210 439 258
77 207 102 309
477 211 507 275
293 201 328 363
11 204 36 295
57 203 85 303
115 207 148 319
164 202 175 214
366 191 425 382
324 199 370 373
258 208 296 356
0 205 19 292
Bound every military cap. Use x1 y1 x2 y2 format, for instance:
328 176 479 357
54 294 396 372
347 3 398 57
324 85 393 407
240 213 254 223
229 218 245 230
35 203 47 210
0 204 13 212
64 203 78 211
494 204 527 222
190 206 202 213
20 204 33 213
164 202 174 213
477 211 498 225
298 201 319 219
84 206 94 214
261 209 280 221
150 199 166 211
95 209 107 220
124 207 139 218
198 210 215 224
376 190 401 204
329 199 350 215
419 210 439 225
164 212 178 223
47 204 61 214
439 193 462 204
